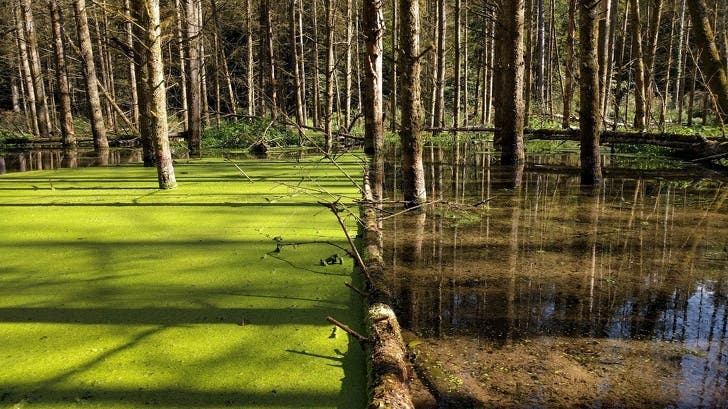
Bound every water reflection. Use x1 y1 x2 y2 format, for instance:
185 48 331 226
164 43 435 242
0 148 144 174
381 142 728 407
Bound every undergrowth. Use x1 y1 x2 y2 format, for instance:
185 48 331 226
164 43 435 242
202 117 300 149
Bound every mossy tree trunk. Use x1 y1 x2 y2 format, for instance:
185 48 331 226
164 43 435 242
399 0 426 208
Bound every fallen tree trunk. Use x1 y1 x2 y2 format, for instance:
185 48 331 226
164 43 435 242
359 167 415 409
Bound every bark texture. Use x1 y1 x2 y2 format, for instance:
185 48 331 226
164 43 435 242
399 0 427 208
579 0 603 184
363 0 384 155
49 0 75 147
493 0 526 164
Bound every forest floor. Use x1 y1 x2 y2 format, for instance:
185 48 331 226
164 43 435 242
0 155 367 408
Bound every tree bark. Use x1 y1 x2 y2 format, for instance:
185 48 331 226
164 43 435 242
185 0 202 156
399 0 426 208
325 0 335 152
124 0 139 128
579 0 603 184
563 0 576 128
74 0 108 150
21 0 51 138
246 0 255 116
290 0 305 135
687 0 728 123
494 0 526 164
132 0 177 189
433 0 445 129
14 5 38 135
454 0 462 128
49 0 75 147
629 0 647 129
363 0 384 155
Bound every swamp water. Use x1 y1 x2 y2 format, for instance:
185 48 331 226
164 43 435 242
379 142 728 408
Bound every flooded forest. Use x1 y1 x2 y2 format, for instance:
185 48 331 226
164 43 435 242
1 0 728 407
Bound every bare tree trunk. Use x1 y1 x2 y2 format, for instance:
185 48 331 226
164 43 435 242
629 0 647 129
298 0 308 124
433 0 445 129
644 0 664 125
11 76 21 113
400 0 426 208
580 0 602 184
535 0 545 105
211 0 238 115
524 0 533 125
199 3 210 126
494 0 526 164
563 0 576 128
246 0 255 116
15 5 38 135
21 0 51 138
345 0 353 126
454 0 462 128
74 0 108 150
124 0 139 128
174 0 188 129
132 0 177 189
687 0 728 122
602 0 619 121
598 0 612 116
49 0 75 147
660 0 678 127
185 0 202 156
312 0 322 127
363 0 384 155
673 0 687 108
290 0 305 137
390 0 399 131
324 0 335 152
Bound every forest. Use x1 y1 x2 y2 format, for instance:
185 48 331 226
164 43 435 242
1 0 728 408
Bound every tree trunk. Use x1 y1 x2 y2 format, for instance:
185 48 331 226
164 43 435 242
131 0 177 189
246 0 255 116
325 0 335 152
400 0 426 208
262 0 278 117
644 0 664 124
390 0 399 131
290 0 305 139
185 0 202 156
14 5 39 136
433 0 445 129
312 0 322 127
363 0 384 155
535 0 546 104
74 0 108 150
494 0 526 164
21 0 51 138
597 0 612 115
687 0 728 122
673 0 687 108
454 0 462 129
563 0 576 128
629 0 647 129
124 0 139 128
174 0 188 129
345 0 353 126
11 76 21 113
49 0 75 147
579 0 603 184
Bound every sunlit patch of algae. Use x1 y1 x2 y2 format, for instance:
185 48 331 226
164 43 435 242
0 156 366 408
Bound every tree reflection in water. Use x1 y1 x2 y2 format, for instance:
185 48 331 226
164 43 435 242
381 141 728 407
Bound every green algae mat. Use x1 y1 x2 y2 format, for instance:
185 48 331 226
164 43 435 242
0 156 367 408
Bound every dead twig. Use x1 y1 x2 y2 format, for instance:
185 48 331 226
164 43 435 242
345 282 368 298
318 199 372 284
326 316 369 343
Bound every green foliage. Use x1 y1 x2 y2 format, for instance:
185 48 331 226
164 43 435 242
202 118 300 149
0 157 366 408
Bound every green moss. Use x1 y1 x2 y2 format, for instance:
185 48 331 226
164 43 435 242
0 156 366 408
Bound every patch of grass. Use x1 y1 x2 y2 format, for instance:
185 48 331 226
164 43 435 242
0 156 366 408
202 118 300 149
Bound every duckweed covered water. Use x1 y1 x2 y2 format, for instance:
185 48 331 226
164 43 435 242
0 155 366 408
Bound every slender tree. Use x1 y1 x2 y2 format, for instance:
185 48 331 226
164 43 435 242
363 0 384 155
74 0 108 150
400 0 426 207
563 0 576 128
629 0 647 129
185 0 202 156
579 0 602 184
20 0 51 138
324 0 335 152
49 0 75 147
131 0 177 189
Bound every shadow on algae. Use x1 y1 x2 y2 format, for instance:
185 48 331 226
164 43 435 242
0 157 367 408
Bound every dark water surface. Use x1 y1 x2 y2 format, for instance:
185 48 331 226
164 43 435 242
380 142 728 408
